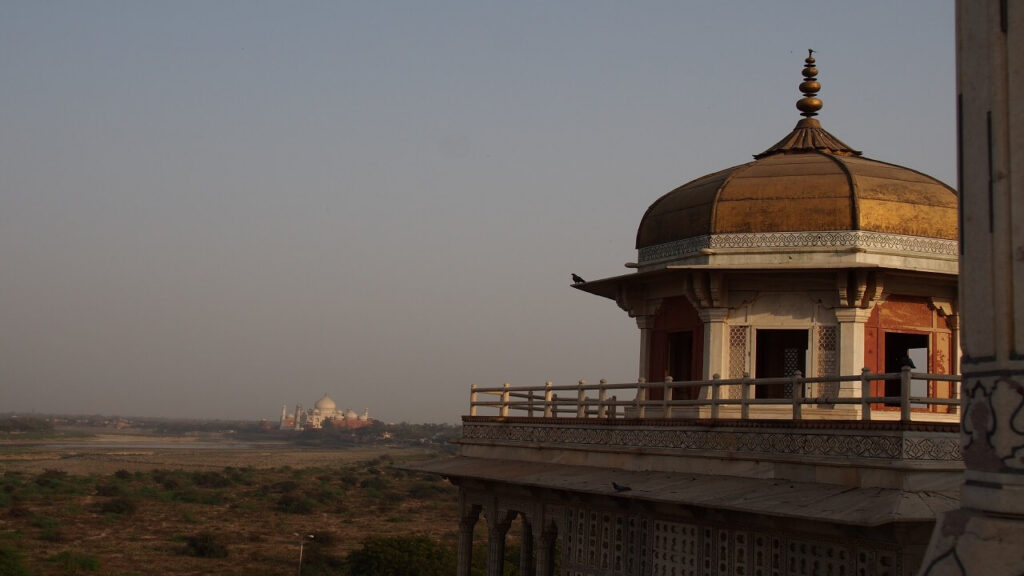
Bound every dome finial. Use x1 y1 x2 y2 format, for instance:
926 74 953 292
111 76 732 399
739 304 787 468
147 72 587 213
754 50 860 158
796 48 822 118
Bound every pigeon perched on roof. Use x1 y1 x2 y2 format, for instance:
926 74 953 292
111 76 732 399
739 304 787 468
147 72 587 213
611 481 631 492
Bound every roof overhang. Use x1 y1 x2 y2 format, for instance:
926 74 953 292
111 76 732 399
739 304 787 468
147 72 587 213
403 456 957 527
571 262 889 301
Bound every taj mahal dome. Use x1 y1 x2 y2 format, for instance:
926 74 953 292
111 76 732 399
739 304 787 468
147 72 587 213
279 394 371 430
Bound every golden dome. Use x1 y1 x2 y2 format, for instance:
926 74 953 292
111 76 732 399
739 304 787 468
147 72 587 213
636 53 957 252
636 153 957 249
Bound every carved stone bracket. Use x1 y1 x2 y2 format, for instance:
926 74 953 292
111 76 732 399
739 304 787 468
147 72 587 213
834 270 884 309
928 297 955 317
692 271 727 309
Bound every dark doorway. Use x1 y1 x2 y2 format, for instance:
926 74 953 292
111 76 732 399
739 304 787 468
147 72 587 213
755 329 808 399
668 331 696 399
883 332 929 403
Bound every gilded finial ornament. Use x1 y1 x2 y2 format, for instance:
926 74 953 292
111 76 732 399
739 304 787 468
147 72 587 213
796 48 823 117
753 50 860 158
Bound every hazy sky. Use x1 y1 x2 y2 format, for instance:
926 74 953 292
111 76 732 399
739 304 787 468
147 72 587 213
0 1 955 423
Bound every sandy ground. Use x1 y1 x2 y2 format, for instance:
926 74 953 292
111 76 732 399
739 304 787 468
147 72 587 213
0 431 431 475
0 430 460 576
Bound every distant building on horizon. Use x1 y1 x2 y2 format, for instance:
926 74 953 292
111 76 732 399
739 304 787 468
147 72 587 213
278 394 372 430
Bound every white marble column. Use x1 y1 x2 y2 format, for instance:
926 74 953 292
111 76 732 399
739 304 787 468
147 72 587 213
636 315 656 382
698 307 729 381
920 2 1024 574
833 307 873 398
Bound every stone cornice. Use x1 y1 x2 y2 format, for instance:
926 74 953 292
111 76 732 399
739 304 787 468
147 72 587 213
639 230 959 264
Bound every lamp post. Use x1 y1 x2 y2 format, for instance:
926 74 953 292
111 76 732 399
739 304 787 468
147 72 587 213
295 533 314 576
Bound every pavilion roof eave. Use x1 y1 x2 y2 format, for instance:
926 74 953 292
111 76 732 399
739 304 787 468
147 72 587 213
571 262 885 301
570 268 678 300
401 456 958 527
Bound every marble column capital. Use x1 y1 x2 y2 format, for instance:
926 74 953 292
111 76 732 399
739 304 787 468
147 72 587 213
635 315 657 330
697 307 729 323
832 307 873 324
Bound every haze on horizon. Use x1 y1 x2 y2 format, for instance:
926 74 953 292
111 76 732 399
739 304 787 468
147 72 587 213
0 1 955 424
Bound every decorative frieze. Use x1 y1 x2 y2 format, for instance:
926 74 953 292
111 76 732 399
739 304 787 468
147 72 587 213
559 504 903 576
461 422 962 462
638 230 958 263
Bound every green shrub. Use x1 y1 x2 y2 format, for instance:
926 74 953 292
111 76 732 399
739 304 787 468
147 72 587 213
299 541 345 576
35 469 69 488
276 493 316 514
32 469 92 496
0 543 31 576
223 467 253 485
31 514 65 542
190 471 231 488
173 488 225 505
49 550 100 572
342 535 455 576
151 469 183 490
359 476 389 491
184 531 228 558
97 496 138 516
270 480 299 493
407 480 449 499
94 481 126 497
113 469 132 481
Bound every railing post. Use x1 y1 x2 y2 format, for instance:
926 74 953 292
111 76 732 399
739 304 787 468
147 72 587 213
900 366 912 423
791 370 803 420
527 388 535 418
741 372 750 420
608 395 616 420
598 379 608 418
577 380 587 418
711 374 721 419
664 375 674 419
861 367 872 421
551 393 559 417
637 378 647 419
501 383 510 417
470 384 478 417
544 381 554 418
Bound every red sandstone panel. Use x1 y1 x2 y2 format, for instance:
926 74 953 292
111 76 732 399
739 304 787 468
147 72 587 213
877 298 934 330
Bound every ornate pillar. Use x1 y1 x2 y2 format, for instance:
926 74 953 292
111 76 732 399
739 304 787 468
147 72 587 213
485 508 515 576
919 2 1024 574
519 520 534 576
833 307 873 398
534 525 558 576
636 315 657 382
946 313 961 376
456 497 481 576
698 307 729 381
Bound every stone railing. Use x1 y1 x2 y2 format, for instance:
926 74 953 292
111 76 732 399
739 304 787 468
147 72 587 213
469 367 960 423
